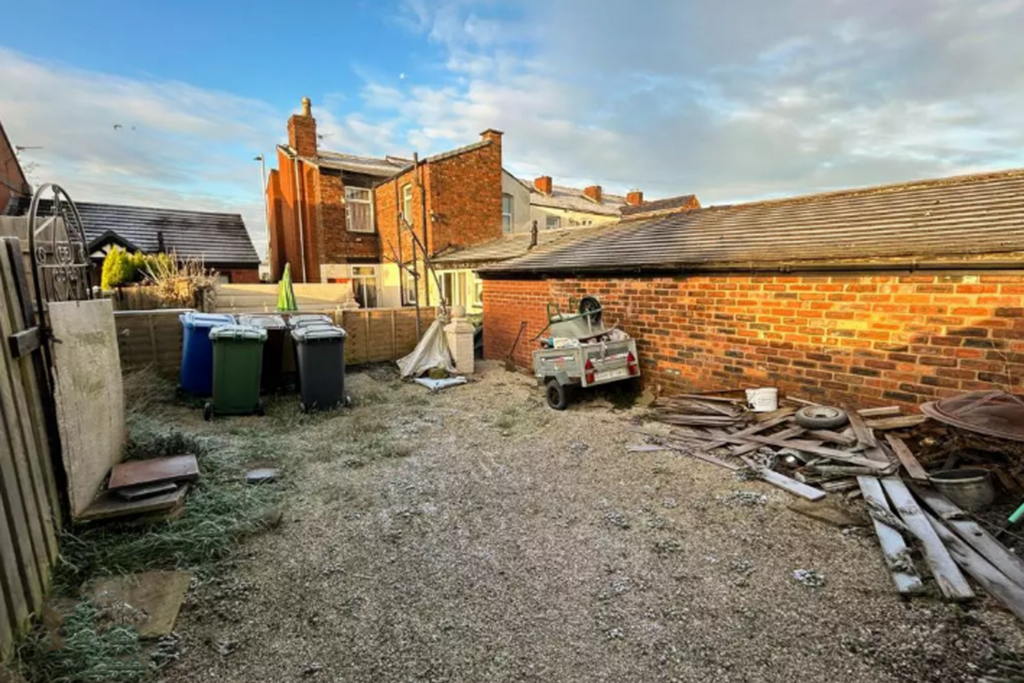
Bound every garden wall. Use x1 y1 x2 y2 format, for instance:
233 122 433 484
481 272 1024 407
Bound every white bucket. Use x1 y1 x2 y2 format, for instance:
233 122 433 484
746 387 779 413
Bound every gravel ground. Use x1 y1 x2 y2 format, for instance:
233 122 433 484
157 362 1024 683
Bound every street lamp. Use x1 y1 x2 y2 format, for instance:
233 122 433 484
254 154 270 280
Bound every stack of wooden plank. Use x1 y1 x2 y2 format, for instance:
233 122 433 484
643 395 911 502
641 391 1024 621
78 454 199 523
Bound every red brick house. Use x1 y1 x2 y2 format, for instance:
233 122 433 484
265 97 504 308
0 119 31 215
480 169 1024 408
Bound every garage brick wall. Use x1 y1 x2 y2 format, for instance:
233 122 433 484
482 271 1024 407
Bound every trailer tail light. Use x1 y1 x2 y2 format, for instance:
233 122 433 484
627 352 639 376
584 358 595 385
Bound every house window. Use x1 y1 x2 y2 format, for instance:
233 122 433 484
402 184 413 227
545 215 560 230
502 193 513 233
345 187 374 233
441 271 469 308
401 266 417 306
351 265 378 308
473 278 483 307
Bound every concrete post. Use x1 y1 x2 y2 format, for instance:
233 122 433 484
444 305 475 374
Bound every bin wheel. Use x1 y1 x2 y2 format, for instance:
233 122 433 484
546 379 570 411
202 403 213 421
255 401 266 417
344 394 353 408
299 402 308 414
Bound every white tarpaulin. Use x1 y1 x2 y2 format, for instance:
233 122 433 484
397 319 456 378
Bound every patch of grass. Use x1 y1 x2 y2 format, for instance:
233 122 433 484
55 413 287 592
15 600 156 683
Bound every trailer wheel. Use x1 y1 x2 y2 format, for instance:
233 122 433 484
546 379 570 410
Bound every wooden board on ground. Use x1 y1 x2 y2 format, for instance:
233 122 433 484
712 432 890 470
880 477 974 601
910 483 1024 589
697 413 793 452
885 434 929 482
806 429 857 446
108 454 199 490
856 476 924 595
926 512 1024 622
741 456 826 501
78 484 189 522
788 498 865 526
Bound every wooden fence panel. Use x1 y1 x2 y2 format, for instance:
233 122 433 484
0 238 61 660
115 307 436 377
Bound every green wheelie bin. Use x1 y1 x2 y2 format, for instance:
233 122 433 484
204 325 268 420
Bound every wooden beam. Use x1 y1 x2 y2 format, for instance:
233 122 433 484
710 432 891 470
885 434 929 482
858 406 902 417
7 327 40 359
911 483 1024 590
880 477 974 601
866 415 927 431
925 511 1024 622
856 476 924 595
846 408 879 449
729 425 805 457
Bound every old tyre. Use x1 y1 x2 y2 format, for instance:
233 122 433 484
795 405 848 430
546 379 570 411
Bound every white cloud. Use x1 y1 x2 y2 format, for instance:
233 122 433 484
371 0 1024 203
0 47 278 258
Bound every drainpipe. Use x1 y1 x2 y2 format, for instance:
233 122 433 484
414 152 432 308
292 154 308 283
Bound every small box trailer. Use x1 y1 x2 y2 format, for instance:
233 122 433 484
532 338 640 410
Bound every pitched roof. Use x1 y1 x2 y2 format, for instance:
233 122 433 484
313 151 409 177
530 184 626 216
15 198 259 266
482 168 1024 275
432 225 609 267
305 140 494 179
620 193 699 218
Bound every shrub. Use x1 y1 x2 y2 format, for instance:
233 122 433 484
100 246 137 289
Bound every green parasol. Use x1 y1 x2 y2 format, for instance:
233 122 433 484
277 263 298 312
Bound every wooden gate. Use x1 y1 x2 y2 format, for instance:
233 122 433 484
0 236 62 660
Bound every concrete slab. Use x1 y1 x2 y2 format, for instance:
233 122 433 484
84 570 192 638
49 299 126 518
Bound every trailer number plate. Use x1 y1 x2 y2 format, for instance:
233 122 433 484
595 368 628 382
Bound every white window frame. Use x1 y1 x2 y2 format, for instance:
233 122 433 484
545 215 560 230
401 266 418 306
345 186 375 233
350 264 379 308
502 193 513 233
402 184 414 227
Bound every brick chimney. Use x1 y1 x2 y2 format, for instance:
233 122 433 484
480 128 503 147
626 189 644 206
583 185 603 203
534 176 552 194
288 96 317 157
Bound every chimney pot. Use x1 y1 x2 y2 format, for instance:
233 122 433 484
301 96 312 117
583 185 603 203
534 176 552 195
626 189 644 206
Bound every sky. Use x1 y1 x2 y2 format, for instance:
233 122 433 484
1 0 1023 259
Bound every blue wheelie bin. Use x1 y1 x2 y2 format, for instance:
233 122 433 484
179 312 235 396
